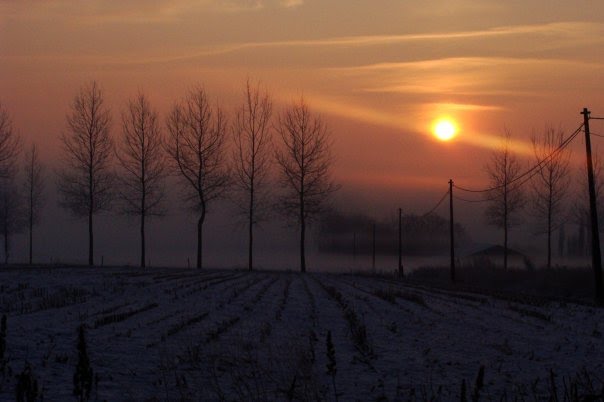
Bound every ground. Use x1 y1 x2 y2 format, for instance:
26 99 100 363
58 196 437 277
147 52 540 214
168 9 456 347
0 266 602 400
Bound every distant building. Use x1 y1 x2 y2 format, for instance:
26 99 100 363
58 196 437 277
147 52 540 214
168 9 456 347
462 244 532 269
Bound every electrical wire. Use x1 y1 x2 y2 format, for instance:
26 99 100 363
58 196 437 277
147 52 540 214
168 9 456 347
453 124 583 194
421 189 450 217
453 194 497 203
454 124 581 193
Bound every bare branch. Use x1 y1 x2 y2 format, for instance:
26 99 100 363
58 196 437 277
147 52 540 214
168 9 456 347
116 92 167 218
56 81 114 265
484 129 525 269
230 79 274 270
274 97 339 272
165 86 230 268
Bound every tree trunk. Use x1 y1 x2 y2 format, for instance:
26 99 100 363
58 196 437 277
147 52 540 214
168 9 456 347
300 189 306 273
29 184 33 265
248 186 254 272
504 224 508 270
29 215 33 265
547 202 552 269
197 213 204 269
300 216 306 273
503 182 508 270
140 213 146 268
547 180 553 269
558 224 565 258
4 232 8 265
88 208 94 266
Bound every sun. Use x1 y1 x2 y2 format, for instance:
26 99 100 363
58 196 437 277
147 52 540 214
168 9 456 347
432 118 458 141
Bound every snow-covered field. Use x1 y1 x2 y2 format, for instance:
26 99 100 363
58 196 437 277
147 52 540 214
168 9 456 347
0 266 602 400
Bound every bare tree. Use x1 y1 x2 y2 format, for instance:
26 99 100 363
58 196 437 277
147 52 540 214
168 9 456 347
485 130 525 270
116 92 167 268
0 178 23 264
530 126 571 269
0 102 21 180
0 103 22 264
57 81 114 266
232 80 273 271
166 86 229 269
23 144 45 265
275 98 338 273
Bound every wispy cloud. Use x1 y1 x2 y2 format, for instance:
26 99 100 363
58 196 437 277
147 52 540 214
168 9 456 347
330 57 604 98
219 0 303 13
178 21 604 55
0 0 303 24
427 102 504 112
302 93 532 155
280 0 304 8
78 21 604 66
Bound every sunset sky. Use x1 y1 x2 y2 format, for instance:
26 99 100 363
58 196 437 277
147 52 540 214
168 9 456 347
2 1 604 265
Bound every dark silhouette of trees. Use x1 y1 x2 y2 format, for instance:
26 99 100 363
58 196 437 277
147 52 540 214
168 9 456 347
318 209 469 256
485 130 525 270
116 92 167 268
530 127 571 269
57 81 114 267
166 86 229 269
0 102 21 180
275 98 338 272
0 103 22 265
23 144 45 265
0 178 23 264
231 80 273 271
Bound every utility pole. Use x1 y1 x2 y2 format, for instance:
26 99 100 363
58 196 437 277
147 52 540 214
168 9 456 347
582 107 604 303
372 222 376 274
353 232 356 262
449 179 456 282
398 208 404 277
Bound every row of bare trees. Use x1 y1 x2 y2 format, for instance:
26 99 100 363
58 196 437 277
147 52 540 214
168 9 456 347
484 128 576 270
51 80 337 272
0 103 44 265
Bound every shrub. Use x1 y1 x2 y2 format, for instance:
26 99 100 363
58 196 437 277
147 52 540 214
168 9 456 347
0 315 6 364
73 325 93 401
15 363 38 402
325 330 338 402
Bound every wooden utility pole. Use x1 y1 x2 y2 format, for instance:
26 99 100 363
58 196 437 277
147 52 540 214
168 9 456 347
353 232 357 261
372 222 376 273
398 208 404 277
449 179 456 282
582 108 604 303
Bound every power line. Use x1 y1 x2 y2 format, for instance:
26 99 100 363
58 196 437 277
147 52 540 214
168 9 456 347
421 189 450 217
455 124 581 193
453 194 497 203
453 124 583 194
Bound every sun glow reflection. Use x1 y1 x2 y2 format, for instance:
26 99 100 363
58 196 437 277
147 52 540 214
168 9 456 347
432 118 458 141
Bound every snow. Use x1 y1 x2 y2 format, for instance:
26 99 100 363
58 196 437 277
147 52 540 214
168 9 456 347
0 266 602 400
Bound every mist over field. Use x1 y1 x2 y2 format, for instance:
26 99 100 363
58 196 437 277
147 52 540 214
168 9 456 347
2 1 604 400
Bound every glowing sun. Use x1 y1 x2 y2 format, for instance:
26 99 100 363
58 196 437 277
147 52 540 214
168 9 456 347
432 119 458 141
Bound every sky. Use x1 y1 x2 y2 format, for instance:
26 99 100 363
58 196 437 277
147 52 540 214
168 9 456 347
2 0 604 267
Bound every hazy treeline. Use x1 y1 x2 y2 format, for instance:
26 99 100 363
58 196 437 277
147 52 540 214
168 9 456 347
1 82 602 273
0 80 338 271
318 209 469 256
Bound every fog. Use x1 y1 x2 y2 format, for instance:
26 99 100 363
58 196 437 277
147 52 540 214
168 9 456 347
4 174 588 272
